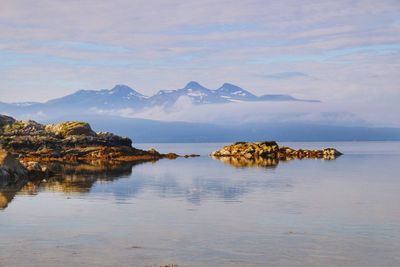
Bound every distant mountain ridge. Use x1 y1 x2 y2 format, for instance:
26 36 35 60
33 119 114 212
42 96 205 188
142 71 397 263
0 81 319 113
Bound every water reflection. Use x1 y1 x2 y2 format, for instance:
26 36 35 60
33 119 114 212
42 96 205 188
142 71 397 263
0 160 152 209
91 171 253 205
211 154 338 169
0 178 27 209
0 151 343 210
212 155 279 168
1 156 293 210
1 143 399 267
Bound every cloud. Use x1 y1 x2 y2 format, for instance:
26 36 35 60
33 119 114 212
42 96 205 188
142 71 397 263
263 72 309 80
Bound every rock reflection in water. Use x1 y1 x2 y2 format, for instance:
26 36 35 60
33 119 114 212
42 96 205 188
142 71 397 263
212 154 338 168
1 160 147 209
0 178 27 209
213 156 279 168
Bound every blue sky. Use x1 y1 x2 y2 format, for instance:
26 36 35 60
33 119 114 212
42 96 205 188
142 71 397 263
0 0 399 125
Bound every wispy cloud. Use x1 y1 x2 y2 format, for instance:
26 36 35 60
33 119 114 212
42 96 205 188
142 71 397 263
33 40 132 53
248 44 400 65
263 72 309 80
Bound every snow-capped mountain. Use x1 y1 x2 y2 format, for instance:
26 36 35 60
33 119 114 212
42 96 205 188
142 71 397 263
0 81 319 119
215 83 258 102
148 81 214 106
148 81 279 106
46 84 148 108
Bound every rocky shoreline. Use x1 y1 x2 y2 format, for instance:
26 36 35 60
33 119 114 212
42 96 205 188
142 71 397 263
0 114 198 180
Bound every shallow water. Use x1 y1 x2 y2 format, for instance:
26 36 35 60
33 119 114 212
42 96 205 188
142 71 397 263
1 142 400 267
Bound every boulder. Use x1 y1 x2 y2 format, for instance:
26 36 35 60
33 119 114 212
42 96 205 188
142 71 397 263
45 121 96 137
211 141 279 158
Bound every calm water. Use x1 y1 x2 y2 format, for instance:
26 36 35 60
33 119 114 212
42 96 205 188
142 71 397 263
1 142 400 267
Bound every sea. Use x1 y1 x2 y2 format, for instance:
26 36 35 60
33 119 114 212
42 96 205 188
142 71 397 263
1 142 399 267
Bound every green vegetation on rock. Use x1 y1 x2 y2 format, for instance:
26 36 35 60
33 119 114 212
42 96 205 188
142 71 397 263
2 121 25 135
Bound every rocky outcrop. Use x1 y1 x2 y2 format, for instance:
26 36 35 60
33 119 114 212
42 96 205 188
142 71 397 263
211 141 342 166
0 115 186 164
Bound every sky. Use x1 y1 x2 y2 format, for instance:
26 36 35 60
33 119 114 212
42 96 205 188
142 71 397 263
0 0 399 126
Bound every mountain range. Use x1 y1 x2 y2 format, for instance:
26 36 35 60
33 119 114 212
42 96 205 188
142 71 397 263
2 82 398 142
0 81 319 116
1 81 400 142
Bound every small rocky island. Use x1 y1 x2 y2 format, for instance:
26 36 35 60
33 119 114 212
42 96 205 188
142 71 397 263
211 141 342 168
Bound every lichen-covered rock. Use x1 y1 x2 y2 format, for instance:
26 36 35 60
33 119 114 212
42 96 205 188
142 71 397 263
0 114 16 128
45 121 96 137
211 141 279 159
